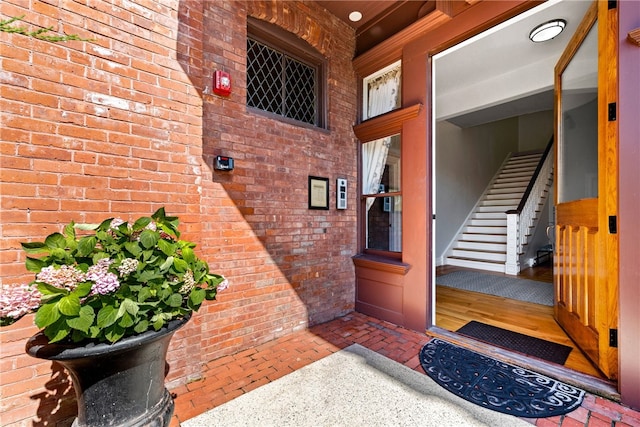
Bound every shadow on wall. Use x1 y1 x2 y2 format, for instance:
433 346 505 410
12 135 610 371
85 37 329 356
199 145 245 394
174 0 359 346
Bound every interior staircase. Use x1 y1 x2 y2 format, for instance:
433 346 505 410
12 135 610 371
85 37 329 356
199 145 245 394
445 152 548 273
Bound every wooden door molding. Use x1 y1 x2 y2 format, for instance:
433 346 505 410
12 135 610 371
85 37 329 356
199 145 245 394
554 0 619 380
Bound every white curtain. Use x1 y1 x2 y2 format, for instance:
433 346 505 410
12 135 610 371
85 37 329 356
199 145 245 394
362 68 401 211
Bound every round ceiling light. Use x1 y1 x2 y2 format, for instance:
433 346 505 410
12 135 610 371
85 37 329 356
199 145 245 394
529 19 567 42
348 11 362 22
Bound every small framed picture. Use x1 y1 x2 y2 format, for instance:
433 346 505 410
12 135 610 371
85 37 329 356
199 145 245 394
308 176 329 210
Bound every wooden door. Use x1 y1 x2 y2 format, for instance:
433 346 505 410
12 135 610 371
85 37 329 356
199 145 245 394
554 1 618 380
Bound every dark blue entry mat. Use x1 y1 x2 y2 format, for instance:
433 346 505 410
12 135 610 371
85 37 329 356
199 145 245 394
420 339 585 418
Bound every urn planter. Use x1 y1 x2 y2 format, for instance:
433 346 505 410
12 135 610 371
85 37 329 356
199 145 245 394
25 316 190 427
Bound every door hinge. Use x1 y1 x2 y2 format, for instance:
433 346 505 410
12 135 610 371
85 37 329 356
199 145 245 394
608 0 617 10
609 215 618 234
608 103 617 121
610 329 618 348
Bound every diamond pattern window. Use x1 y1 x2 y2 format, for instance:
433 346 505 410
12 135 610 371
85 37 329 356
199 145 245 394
247 18 326 128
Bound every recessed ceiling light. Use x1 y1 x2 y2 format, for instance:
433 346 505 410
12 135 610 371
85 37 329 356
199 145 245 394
349 11 362 22
529 19 567 42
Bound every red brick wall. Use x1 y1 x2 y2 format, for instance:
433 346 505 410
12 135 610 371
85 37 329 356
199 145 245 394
0 1 357 425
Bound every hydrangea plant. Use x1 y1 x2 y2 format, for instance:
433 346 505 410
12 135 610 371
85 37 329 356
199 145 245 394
0 208 227 344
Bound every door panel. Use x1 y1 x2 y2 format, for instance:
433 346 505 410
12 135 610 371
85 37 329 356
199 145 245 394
554 1 618 380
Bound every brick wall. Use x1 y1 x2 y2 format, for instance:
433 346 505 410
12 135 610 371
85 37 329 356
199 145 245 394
0 0 357 425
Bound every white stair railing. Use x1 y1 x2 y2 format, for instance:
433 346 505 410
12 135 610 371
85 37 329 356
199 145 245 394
505 141 554 275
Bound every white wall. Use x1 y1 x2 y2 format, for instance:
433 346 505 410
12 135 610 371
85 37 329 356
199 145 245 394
518 110 554 152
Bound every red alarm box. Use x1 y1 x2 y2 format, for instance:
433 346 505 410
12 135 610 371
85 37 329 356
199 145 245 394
213 70 231 96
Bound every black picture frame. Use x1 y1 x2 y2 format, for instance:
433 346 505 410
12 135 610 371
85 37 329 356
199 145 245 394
308 176 329 210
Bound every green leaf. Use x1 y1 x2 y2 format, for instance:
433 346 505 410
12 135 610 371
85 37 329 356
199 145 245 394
25 257 46 272
124 242 142 256
181 246 196 264
75 222 100 231
139 230 159 249
134 319 149 333
188 288 206 309
34 303 61 329
21 242 48 254
166 293 183 307
43 317 71 343
157 239 174 256
137 287 152 302
133 217 151 230
159 256 174 272
118 311 135 328
36 282 69 296
44 233 66 249
173 258 188 273
66 306 95 333
77 236 97 257
58 294 81 316
152 316 165 330
121 298 139 316
63 221 76 239
97 305 120 328
74 282 93 298
104 324 125 343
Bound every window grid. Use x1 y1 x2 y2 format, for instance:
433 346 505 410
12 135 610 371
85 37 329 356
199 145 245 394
247 38 317 126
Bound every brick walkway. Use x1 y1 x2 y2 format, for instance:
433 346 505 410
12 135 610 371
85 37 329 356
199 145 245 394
169 312 640 426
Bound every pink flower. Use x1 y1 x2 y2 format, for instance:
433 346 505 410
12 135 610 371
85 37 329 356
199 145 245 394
0 284 42 322
217 278 229 292
36 265 86 291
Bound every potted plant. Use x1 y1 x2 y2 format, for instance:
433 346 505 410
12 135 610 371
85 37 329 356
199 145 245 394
1 207 228 427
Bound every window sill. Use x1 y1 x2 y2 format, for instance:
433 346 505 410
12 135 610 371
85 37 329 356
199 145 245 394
352 254 411 275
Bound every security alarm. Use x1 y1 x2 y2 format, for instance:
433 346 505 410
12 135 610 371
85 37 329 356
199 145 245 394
214 155 234 171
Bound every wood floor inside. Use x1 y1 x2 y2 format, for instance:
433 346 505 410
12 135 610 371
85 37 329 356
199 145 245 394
435 263 606 380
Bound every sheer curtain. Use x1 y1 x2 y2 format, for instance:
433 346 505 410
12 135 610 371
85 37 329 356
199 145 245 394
362 68 401 211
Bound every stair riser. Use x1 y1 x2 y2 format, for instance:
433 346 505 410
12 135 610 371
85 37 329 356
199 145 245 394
445 258 505 273
464 226 507 234
468 219 507 226
457 241 507 251
461 233 507 243
476 206 516 213
450 249 506 262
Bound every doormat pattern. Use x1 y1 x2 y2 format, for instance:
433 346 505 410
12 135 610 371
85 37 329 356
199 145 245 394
419 339 585 419
437 271 554 306
457 321 572 365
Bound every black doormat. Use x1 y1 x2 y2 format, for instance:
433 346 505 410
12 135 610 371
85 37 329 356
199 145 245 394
457 321 572 365
420 339 585 418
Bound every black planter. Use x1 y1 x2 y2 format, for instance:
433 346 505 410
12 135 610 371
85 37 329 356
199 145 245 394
25 316 190 427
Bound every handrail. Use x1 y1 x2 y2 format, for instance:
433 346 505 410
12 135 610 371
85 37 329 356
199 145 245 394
509 136 554 215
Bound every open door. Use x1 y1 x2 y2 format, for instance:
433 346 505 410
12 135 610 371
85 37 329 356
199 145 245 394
554 1 618 380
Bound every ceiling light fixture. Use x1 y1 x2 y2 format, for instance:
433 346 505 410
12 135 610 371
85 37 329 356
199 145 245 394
529 19 567 42
348 11 362 22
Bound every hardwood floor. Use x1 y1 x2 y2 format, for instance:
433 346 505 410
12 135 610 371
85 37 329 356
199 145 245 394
435 263 606 380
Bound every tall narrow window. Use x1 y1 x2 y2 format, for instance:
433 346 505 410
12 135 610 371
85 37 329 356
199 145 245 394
363 134 402 252
360 62 403 254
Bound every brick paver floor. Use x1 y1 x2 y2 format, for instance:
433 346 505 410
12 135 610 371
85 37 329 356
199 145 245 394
169 312 640 426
